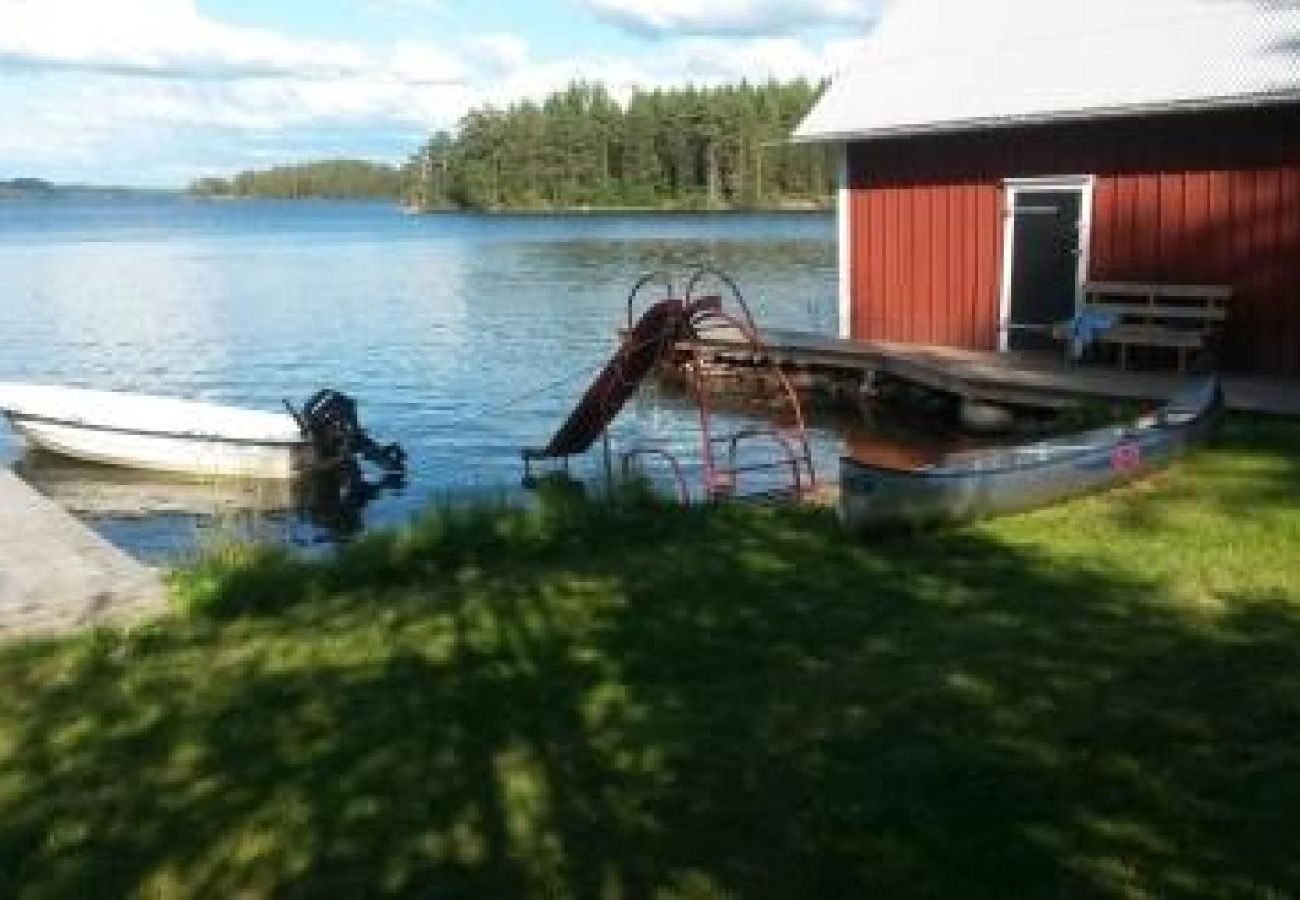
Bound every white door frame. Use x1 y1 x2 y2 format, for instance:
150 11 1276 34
835 144 852 339
998 175 1094 352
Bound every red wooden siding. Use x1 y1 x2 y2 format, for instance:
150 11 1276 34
847 106 1300 374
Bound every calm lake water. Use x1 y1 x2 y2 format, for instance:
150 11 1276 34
0 196 851 559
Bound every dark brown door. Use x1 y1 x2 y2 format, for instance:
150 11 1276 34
1007 189 1082 352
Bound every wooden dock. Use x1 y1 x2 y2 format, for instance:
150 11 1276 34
0 468 164 640
697 328 1300 416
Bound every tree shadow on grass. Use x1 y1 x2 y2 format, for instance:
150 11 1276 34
1102 415 1300 536
1 497 1299 898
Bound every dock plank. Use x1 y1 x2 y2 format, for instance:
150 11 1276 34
693 328 1300 416
0 468 165 640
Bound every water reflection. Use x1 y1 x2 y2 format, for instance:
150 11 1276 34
14 451 404 554
0 199 861 558
15 451 299 518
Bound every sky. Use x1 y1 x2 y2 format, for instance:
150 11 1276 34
0 0 880 187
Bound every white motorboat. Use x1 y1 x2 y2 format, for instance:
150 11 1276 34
0 383 309 479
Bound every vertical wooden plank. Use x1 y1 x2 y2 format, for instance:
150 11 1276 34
962 182 978 349
855 147 873 340
948 180 962 349
975 182 990 350
1189 120 1217 285
1092 175 1117 279
1085 121 1113 282
879 185 892 340
882 183 899 341
1229 167 1256 367
974 183 999 351
849 146 870 341
1185 166 1211 280
860 186 879 339
1254 167 1283 372
1183 169 1211 283
941 179 958 348
953 181 972 348
932 182 951 345
930 182 945 345
993 183 1008 353
895 182 911 344
872 185 888 340
948 181 963 348
852 151 866 340
1135 171 1161 280
1206 165 1233 291
1157 169 1186 282
851 182 867 339
1113 174 1137 277
863 150 879 341
912 137 935 345
1280 165 1300 374
1275 116 1300 373
877 144 897 342
912 184 931 343
1209 127 1235 365
993 130 1014 352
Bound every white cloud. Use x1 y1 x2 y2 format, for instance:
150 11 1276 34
0 0 369 80
582 0 877 37
666 36 858 81
365 0 443 14
388 41 468 86
0 0 870 184
0 0 479 135
465 33 531 73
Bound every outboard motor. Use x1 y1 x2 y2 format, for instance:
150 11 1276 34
294 389 406 475
284 389 406 513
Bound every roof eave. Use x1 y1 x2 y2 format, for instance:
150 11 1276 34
792 89 1300 145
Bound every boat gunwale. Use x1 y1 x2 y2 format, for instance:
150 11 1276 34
841 379 1220 482
4 410 307 449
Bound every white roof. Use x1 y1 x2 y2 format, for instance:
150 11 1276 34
796 0 1300 142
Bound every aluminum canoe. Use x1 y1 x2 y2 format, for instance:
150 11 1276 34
840 377 1224 532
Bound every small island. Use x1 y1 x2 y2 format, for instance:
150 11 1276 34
189 160 406 202
1 178 171 200
0 177 56 198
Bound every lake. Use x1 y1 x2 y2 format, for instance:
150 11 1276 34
0 196 850 559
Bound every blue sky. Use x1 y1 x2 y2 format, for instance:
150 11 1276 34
0 0 878 187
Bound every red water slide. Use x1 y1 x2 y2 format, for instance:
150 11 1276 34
524 298 689 461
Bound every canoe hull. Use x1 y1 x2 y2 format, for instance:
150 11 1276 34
842 378 1224 532
6 415 307 480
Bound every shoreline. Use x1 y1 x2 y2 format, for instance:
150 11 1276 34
189 194 834 215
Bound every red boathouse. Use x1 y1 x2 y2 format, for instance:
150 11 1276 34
797 0 1300 375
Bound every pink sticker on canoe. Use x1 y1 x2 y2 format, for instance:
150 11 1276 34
1111 441 1142 473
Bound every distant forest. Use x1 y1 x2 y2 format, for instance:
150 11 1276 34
189 79 836 211
189 160 406 200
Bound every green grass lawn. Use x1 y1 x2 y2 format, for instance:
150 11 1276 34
2 416 1299 898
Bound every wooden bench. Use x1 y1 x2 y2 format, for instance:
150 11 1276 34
1079 282 1232 372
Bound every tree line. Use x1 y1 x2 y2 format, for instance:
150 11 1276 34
189 79 836 211
409 80 834 211
190 160 406 200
